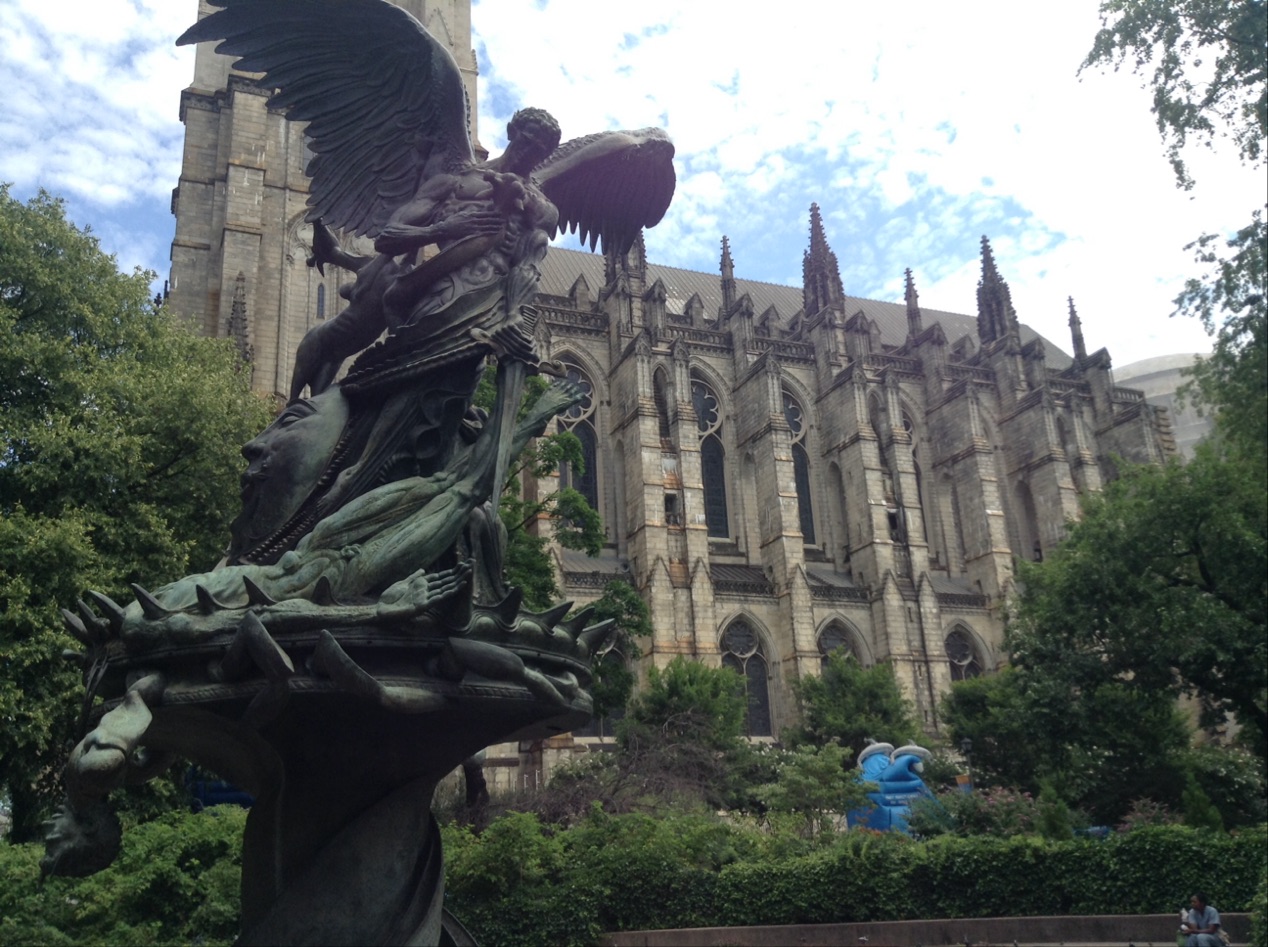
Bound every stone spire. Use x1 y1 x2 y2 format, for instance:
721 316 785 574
976 235 1018 344
904 268 922 338
1067 296 1087 360
802 203 844 318
226 271 254 367
720 235 736 315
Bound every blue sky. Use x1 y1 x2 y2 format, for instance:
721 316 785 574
2 0 1262 367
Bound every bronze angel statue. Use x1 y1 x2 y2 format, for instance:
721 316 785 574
179 0 674 576
40 4 674 943
179 0 675 402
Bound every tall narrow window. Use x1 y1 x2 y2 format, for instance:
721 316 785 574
316 283 326 320
784 391 815 544
692 378 728 538
945 626 983 681
653 367 672 443
557 362 598 512
721 620 771 736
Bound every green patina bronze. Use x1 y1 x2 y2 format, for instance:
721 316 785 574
43 1 675 943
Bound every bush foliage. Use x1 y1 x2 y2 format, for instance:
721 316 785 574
4 806 1262 946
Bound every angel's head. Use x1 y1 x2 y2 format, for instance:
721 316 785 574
505 108 561 171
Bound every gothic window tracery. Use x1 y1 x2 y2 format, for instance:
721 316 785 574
692 377 729 538
784 390 816 544
817 622 864 666
557 361 599 514
721 620 772 737
945 626 983 681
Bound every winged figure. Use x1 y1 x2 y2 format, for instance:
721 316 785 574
178 0 676 400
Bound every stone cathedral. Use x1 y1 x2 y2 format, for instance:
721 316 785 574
168 0 1174 778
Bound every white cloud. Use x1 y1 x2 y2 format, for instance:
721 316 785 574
0 0 1255 363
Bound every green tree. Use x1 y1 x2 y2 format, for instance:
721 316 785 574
784 650 919 759
1082 0 1266 465
0 187 273 840
940 663 1196 823
754 741 869 838
1082 0 1265 189
471 367 604 610
583 578 653 719
937 668 1050 791
607 657 749 811
472 366 652 720
621 657 746 753
1012 450 1266 759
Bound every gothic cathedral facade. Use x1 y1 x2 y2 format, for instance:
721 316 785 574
168 1 1175 766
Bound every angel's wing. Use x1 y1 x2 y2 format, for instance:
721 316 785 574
534 128 676 257
178 0 474 238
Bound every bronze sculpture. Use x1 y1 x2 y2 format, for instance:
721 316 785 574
42 2 675 944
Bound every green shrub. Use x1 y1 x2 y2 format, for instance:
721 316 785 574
0 805 245 947
1250 867 1267 947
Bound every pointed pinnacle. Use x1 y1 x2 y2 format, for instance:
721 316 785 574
242 575 277 607
85 590 125 634
61 608 95 647
130 584 170 620
980 235 1000 280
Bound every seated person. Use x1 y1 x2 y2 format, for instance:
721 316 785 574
1181 892 1222 947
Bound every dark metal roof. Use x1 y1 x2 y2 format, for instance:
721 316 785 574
539 247 1072 369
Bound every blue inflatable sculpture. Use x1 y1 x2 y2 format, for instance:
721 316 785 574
847 742 934 833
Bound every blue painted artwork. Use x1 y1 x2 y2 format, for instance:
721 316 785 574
847 742 934 833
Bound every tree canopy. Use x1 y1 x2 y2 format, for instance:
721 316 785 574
1083 0 1267 467
784 650 919 759
0 186 273 840
940 444 1266 822
1012 449 1266 757
1082 0 1266 188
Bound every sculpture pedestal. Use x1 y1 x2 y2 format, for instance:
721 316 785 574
82 618 593 946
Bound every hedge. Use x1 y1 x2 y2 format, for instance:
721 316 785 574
2 810 1263 946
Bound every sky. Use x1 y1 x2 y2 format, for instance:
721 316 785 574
2 0 1262 369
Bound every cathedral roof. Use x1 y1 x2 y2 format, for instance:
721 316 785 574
540 247 1072 367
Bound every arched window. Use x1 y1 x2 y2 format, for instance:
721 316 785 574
1013 481 1042 562
316 283 326 320
817 622 863 666
945 626 983 681
692 377 729 538
721 620 772 736
783 391 816 544
557 362 598 513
